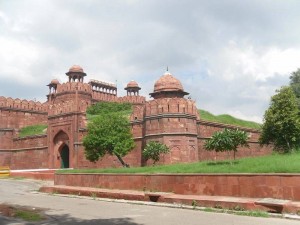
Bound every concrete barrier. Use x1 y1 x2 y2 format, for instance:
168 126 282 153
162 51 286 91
0 166 10 177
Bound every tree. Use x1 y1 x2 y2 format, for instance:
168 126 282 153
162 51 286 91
142 141 170 165
289 68 300 110
260 86 300 152
204 128 249 160
83 113 135 167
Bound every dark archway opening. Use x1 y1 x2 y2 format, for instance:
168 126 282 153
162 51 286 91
60 145 69 168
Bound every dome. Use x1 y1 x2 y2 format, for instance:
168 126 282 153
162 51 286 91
150 71 189 99
69 65 84 73
153 72 184 93
126 80 139 88
50 79 60 85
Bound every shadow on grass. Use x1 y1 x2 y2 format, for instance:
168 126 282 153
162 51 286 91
206 161 240 166
0 213 141 225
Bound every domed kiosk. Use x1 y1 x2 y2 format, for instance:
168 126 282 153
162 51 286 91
150 71 189 99
66 65 86 82
125 80 141 96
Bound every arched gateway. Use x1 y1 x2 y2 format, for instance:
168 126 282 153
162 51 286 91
59 144 69 168
53 130 70 169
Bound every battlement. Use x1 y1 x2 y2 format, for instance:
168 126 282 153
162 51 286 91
56 82 92 93
145 98 199 119
92 91 118 102
117 96 146 105
0 96 48 112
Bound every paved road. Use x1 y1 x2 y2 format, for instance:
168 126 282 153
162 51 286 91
0 179 299 225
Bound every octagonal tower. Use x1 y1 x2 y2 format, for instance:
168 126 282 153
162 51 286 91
144 70 199 165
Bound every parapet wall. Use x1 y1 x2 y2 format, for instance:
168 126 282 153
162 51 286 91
0 96 47 112
92 91 118 102
54 173 300 201
145 98 199 119
48 99 91 115
0 96 48 129
118 96 146 105
56 82 92 93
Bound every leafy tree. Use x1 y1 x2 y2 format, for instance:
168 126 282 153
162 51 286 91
260 86 300 152
142 141 170 165
289 68 300 110
204 128 249 160
83 113 135 167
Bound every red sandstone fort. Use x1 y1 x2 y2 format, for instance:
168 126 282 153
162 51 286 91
0 65 271 169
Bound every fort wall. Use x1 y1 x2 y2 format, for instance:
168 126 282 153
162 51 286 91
197 120 272 161
0 97 47 129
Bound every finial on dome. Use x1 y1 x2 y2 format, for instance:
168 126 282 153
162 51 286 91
164 66 171 75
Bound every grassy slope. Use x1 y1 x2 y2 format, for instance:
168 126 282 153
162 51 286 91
57 152 300 174
19 125 47 137
199 109 261 129
86 102 132 121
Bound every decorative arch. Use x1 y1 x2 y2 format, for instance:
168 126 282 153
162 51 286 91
53 130 69 144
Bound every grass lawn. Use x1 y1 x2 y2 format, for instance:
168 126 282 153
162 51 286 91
199 109 261 130
57 151 300 174
19 124 47 137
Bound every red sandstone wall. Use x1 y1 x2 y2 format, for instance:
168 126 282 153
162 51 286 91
198 140 272 161
10 148 48 169
54 173 300 201
13 135 47 149
0 151 12 166
118 96 146 105
92 91 117 102
0 97 47 112
2 135 49 169
0 129 14 149
145 98 198 118
56 82 92 94
0 110 47 129
197 121 272 161
0 97 47 130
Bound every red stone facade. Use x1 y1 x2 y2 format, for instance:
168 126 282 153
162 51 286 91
0 65 272 169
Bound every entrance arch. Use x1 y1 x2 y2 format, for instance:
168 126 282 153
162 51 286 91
53 130 70 169
59 144 69 168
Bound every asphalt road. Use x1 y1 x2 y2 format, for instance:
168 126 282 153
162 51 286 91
0 179 299 225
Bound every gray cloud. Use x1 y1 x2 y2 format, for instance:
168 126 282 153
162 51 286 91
1 0 300 122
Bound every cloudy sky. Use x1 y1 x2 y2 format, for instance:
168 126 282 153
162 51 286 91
1 0 300 123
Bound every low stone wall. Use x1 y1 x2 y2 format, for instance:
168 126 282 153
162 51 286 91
55 173 300 201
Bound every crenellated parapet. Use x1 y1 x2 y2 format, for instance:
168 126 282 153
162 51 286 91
0 96 48 112
56 82 92 93
92 91 118 102
117 96 146 105
145 98 199 119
